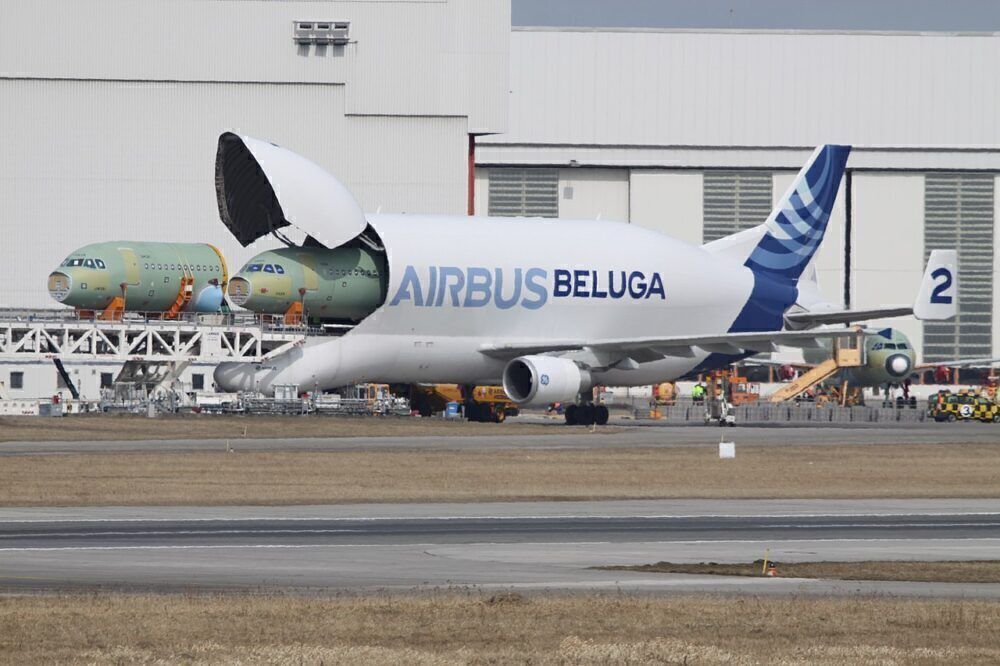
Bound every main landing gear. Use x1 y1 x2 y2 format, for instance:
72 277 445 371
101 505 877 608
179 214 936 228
564 403 609 426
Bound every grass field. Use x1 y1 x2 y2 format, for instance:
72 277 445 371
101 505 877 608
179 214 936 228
601 560 1000 584
0 414 568 442
2 592 999 664
0 443 997 505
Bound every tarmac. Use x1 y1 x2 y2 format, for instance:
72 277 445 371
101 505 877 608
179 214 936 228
2 499 999 597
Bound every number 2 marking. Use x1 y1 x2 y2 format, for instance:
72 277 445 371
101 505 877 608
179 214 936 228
930 267 953 304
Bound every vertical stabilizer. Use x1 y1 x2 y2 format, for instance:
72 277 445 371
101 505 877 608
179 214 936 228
704 144 851 283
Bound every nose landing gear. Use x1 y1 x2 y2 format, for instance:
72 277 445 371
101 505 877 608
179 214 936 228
564 403 609 426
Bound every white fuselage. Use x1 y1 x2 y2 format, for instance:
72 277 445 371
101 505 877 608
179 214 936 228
216 214 768 394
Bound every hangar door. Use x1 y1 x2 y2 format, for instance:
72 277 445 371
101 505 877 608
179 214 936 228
702 171 773 242
923 173 995 362
488 169 559 217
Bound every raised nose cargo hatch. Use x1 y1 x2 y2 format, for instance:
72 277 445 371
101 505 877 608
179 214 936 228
215 133 367 249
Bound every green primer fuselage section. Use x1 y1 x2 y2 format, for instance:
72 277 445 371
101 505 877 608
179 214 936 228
51 241 226 312
232 246 387 322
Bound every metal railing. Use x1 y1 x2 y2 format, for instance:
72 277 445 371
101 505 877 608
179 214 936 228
0 308 340 336
0 308 346 362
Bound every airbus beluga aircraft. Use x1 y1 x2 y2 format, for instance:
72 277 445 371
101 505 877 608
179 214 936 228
213 133 957 424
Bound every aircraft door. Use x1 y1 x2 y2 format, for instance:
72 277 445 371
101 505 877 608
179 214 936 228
297 252 319 292
118 248 141 286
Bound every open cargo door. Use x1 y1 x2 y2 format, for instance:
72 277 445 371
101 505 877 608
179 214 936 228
215 133 367 249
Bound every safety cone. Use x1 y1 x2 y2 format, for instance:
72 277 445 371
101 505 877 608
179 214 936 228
766 565 777 577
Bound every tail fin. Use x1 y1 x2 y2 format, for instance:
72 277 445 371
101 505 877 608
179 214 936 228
704 144 851 282
914 249 958 321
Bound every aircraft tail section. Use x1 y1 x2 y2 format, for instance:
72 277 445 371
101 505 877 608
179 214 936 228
704 144 851 283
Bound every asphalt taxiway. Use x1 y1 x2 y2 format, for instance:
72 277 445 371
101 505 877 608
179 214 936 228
2 499 998 597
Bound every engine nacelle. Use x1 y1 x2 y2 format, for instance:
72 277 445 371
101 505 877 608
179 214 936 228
502 355 591 407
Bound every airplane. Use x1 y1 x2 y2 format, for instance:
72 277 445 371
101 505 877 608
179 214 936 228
211 133 958 425
48 241 229 317
757 327 1000 398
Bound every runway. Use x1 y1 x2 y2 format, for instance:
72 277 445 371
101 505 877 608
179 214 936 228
2 499 999 597
2 421 996 455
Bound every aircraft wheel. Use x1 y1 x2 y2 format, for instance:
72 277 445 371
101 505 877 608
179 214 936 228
417 402 433 418
594 405 609 426
565 404 579 426
494 408 506 424
947 413 957 422
993 414 1000 423
577 404 595 426
467 403 484 422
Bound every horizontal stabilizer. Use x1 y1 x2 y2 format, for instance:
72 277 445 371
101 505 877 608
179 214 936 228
785 306 913 327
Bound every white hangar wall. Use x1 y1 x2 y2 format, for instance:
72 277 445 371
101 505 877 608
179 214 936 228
0 0 510 308
478 27 1000 363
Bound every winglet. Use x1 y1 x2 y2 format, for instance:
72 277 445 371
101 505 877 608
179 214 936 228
914 250 958 321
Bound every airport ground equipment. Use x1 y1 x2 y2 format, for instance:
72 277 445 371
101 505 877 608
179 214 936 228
408 384 517 422
48 242 229 318
927 389 1000 423
768 330 865 403
701 369 760 426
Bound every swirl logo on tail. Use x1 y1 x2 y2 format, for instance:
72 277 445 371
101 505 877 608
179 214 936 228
745 144 851 281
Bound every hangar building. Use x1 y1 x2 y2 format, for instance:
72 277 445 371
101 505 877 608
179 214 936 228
476 27 1000 364
2 5 999 400
0 0 509 307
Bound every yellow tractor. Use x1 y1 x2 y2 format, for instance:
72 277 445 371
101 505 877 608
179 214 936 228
407 384 517 423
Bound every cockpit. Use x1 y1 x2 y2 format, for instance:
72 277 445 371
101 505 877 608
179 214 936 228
245 263 285 275
60 258 106 269
872 342 909 350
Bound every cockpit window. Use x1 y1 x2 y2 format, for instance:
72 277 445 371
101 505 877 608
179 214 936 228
247 264 262 272
898 343 909 350
872 343 883 350
94 259 106 269
274 264 285 275
263 264 275 273
884 343 898 349
66 258 84 267
83 259 95 268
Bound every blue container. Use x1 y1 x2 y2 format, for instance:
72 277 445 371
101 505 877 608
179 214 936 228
444 401 460 418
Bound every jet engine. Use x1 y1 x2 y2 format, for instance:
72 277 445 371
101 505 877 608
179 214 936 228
502 355 591 407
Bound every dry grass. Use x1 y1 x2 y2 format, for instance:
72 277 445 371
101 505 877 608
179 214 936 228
602 560 1000 584
0 443 997 505
1 592 999 664
0 414 566 442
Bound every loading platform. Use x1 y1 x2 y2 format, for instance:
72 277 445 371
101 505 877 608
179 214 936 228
0 309 323 363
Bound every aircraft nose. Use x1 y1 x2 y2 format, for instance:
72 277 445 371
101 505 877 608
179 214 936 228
227 276 252 307
886 353 912 377
47 271 72 303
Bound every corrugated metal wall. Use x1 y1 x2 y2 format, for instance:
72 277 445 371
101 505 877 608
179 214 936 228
487 27 1000 151
0 79 467 307
0 0 509 308
0 0 509 133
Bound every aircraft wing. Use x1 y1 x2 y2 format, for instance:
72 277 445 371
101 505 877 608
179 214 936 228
480 326 867 364
917 357 1000 369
